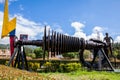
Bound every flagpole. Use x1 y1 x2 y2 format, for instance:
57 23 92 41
9 36 14 66
9 30 16 66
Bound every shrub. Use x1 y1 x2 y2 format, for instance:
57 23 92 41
65 63 81 72
32 63 40 71
42 62 82 72
28 62 40 71
59 63 66 72
43 62 54 72
117 54 120 59
26 53 36 59
28 62 34 69
5 61 9 65
6 60 82 72
0 60 6 64
62 52 76 59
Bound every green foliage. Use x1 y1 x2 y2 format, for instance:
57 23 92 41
59 63 81 72
62 52 76 59
65 63 81 72
26 53 36 59
34 47 43 58
4 60 81 73
41 70 120 80
113 43 120 59
113 49 118 57
43 62 81 72
114 48 120 59
43 62 53 72
5 61 8 65
117 54 120 59
0 59 6 64
28 62 40 71
32 63 40 71
59 63 66 72
83 50 91 58
28 62 33 69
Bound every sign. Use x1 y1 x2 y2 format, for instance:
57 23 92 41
20 34 28 41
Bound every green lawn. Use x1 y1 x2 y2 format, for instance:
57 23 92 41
40 70 120 80
0 65 120 80
0 65 54 80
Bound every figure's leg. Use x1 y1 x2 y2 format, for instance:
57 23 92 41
109 46 113 55
91 49 98 66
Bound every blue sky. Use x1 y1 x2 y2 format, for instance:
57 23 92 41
0 0 120 44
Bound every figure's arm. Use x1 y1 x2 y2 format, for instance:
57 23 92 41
110 37 114 43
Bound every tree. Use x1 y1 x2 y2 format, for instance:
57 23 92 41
34 47 43 58
112 43 120 59
113 49 118 57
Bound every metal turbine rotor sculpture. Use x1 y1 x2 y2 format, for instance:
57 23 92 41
8 26 115 71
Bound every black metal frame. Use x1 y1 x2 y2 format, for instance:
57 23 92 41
8 44 28 70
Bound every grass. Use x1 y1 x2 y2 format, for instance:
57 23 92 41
40 70 120 80
0 64 120 80
0 65 54 80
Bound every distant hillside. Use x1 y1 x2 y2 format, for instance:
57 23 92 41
0 44 37 49
0 44 10 49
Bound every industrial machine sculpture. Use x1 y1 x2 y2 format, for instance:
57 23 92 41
8 26 115 71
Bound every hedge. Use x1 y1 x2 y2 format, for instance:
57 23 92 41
43 61 81 72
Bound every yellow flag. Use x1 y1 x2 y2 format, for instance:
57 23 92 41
1 0 16 38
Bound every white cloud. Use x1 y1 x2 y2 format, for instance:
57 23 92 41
71 21 87 39
71 22 105 40
0 0 17 4
0 11 46 44
15 15 46 40
0 0 4 3
73 31 86 39
93 26 103 33
71 22 120 43
71 21 85 32
87 26 104 40
114 36 120 43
